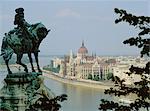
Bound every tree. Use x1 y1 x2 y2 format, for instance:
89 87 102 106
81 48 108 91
99 8 150 111
28 94 67 111
94 75 100 81
107 72 114 80
88 74 93 80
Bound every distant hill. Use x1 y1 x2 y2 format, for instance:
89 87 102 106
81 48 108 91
39 54 64 58
0 55 29 65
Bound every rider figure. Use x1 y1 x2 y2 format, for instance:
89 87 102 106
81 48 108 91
13 7 32 39
8 8 30 36
14 8 30 29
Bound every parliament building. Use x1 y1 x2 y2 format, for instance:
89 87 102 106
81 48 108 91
52 41 116 80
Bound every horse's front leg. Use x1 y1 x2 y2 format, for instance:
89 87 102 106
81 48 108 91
34 52 42 73
16 53 28 73
5 59 12 74
28 53 35 72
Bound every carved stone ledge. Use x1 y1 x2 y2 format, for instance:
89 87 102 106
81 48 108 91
4 72 41 84
0 72 54 111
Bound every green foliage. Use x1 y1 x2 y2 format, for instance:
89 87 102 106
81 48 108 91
88 74 93 80
114 8 150 57
28 94 67 111
99 8 150 111
107 73 113 80
43 65 60 73
93 75 100 81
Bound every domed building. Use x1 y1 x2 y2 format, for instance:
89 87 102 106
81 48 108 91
77 41 88 58
56 40 115 80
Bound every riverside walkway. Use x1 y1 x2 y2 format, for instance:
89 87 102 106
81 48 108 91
43 70 113 89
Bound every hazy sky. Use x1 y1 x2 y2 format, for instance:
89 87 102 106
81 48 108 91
0 0 149 56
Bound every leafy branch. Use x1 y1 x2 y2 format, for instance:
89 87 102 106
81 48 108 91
99 8 150 111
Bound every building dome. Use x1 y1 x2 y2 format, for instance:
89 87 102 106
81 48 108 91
78 41 88 54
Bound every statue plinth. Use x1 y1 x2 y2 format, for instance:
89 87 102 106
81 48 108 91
0 72 55 111
4 72 41 84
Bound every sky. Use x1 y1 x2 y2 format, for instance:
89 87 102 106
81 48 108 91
0 0 149 56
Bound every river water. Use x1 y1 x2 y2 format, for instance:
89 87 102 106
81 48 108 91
0 56 113 111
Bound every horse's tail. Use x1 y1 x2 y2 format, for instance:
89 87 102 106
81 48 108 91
0 47 5 56
1 35 14 60
1 36 7 56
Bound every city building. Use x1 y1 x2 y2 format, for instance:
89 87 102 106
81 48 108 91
52 41 116 81
49 41 147 83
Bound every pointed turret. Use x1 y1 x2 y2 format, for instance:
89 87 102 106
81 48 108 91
69 50 73 64
82 40 84 47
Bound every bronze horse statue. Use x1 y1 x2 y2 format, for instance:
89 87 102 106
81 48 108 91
1 23 50 74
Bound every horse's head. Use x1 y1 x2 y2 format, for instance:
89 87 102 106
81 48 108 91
31 23 50 41
37 27 50 40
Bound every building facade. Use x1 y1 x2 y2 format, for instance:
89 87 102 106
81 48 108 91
53 41 116 80
50 42 147 83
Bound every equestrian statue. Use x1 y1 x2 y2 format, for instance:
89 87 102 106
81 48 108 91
1 8 50 74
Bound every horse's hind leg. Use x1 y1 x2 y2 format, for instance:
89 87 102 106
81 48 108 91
34 52 42 72
5 59 12 74
16 54 28 73
28 53 35 72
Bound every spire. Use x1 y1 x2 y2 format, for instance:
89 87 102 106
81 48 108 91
82 40 84 47
70 50 73 59
92 52 94 57
69 50 73 64
95 53 97 58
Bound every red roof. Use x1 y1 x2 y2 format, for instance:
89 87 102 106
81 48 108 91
78 41 88 54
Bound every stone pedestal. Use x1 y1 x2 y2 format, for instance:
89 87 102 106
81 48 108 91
0 72 55 111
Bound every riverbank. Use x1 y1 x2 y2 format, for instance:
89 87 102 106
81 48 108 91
43 70 113 89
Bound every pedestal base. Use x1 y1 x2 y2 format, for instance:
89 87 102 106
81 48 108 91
0 72 55 111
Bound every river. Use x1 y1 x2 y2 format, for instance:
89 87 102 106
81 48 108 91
0 56 113 111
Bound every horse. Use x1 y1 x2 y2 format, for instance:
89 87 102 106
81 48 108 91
1 23 50 74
